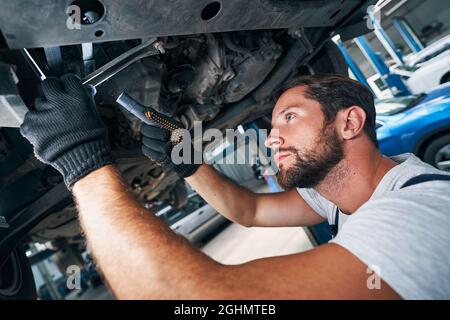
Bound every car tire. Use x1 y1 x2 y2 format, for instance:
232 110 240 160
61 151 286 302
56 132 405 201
423 134 450 171
440 72 450 85
306 40 349 76
0 246 37 300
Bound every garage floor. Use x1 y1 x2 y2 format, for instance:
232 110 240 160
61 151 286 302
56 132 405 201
201 223 314 264
200 183 314 264
66 221 314 299
67 183 314 299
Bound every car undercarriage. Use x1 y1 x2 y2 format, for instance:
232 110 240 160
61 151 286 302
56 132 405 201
0 0 376 299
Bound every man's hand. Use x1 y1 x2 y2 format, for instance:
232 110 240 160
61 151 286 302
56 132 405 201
20 74 112 188
140 124 200 178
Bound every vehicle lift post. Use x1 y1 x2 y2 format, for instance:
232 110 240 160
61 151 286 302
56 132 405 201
333 37 373 94
369 11 405 66
392 17 424 54
354 36 411 97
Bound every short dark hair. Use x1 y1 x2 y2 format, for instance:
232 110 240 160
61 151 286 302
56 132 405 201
277 74 378 148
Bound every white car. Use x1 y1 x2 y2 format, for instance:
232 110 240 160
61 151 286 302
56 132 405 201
391 35 450 94
405 49 450 94
404 34 450 66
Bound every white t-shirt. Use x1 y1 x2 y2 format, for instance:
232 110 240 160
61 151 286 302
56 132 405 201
297 153 450 299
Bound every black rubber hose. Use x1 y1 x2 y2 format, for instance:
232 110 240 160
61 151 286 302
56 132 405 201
222 33 251 54
251 39 310 102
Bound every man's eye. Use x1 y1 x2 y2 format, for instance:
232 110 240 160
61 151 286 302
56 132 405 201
285 113 295 122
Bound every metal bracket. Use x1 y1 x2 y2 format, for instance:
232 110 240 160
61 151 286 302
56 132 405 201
82 38 161 88
0 63 29 127
288 28 315 54
0 216 10 229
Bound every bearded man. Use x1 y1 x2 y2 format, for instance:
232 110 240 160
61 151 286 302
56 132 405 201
20 74 450 299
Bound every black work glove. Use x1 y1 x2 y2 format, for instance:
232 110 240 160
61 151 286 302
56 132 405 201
141 124 200 178
20 74 112 189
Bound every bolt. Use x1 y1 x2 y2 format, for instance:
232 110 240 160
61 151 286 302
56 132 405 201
153 41 166 54
82 11 100 24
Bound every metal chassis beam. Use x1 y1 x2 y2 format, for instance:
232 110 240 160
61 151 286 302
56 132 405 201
0 0 365 49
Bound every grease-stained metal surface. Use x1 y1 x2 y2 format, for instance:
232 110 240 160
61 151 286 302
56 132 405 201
0 0 362 48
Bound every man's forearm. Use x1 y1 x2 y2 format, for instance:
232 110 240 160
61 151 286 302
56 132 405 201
72 165 223 299
69 165 395 300
185 165 257 226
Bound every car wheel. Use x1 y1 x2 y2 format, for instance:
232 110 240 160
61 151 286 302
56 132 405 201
0 246 37 300
423 134 450 171
440 72 450 85
306 40 349 76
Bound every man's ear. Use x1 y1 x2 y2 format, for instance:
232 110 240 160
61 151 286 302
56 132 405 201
338 106 366 141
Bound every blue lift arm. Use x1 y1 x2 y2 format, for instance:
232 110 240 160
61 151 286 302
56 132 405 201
355 36 411 97
392 17 424 54
369 11 405 66
333 38 372 92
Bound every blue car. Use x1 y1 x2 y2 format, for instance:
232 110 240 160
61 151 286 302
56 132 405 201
376 83 450 171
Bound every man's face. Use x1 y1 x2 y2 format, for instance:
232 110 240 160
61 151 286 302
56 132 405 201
265 86 344 189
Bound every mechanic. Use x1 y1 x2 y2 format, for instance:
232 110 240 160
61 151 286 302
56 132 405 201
20 74 450 299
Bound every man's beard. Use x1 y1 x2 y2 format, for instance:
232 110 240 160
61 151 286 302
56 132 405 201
276 125 344 190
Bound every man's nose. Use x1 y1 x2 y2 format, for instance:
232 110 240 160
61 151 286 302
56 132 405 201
265 130 283 149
